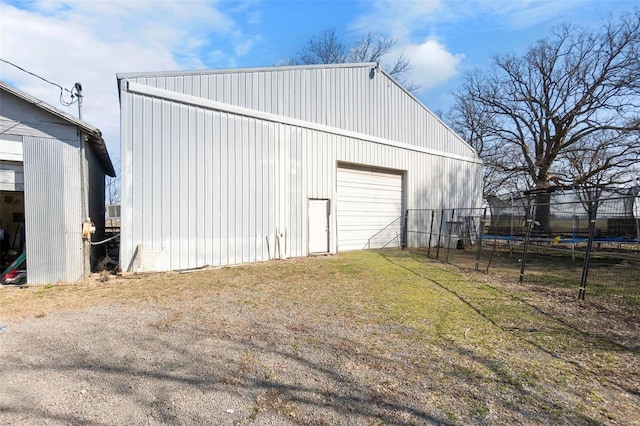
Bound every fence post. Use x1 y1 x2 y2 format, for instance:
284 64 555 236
436 210 445 259
519 205 535 284
402 209 409 249
510 193 517 256
475 207 487 270
485 210 499 273
427 210 435 258
578 210 597 300
445 209 455 262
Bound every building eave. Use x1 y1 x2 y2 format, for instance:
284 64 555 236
0 81 116 177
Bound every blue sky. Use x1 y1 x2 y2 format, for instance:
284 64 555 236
0 0 637 167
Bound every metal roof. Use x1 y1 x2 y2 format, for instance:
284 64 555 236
0 81 116 177
116 62 379 80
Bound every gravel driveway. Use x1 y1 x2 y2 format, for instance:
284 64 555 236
0 282 438 425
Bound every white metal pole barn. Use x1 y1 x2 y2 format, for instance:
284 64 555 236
117 63 483 272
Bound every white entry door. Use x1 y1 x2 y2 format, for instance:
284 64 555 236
309 199 329 253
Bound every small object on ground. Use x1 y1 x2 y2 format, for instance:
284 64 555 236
178 264 210 274
2 269 27 285
0 325 6 331
225 409 234 414
97 256 111 271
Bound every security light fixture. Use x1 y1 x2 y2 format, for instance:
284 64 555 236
369 63 381 79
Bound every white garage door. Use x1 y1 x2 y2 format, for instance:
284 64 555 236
337 166 403 251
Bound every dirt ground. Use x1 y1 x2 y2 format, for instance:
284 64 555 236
1 251 638 425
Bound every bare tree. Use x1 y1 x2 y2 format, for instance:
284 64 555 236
448 11 640 232
289 28 417 90
106 156 120 206
446 90 516 197
298 28 347 65
565 131 639 216
106 176 120 206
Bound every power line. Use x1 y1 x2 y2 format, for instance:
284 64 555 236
1 58 66 91
0 57 78 106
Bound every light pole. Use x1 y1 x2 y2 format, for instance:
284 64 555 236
75 83 91 281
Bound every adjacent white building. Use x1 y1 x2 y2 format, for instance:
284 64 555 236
0 82 115 283
117 63 482 272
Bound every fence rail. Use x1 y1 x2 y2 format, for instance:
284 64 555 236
403 198 640 307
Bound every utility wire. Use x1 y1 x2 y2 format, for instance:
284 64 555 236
1 58 66 91
89 233 120 246
0 57 78 106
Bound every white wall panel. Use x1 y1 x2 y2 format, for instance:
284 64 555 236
0 161 24 191
0 139 23 162
0 91 79 143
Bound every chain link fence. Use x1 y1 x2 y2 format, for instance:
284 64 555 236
403 190 640 308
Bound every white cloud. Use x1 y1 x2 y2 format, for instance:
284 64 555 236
356 0 602 37
402 38 464 91
0 1 255 165
352 0 442 40
352 0 464 91
350 0 606 93
235 37 258 57
475 0 585 30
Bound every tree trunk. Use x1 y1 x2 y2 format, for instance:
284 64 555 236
534 192 552 236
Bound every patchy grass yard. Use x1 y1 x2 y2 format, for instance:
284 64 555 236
1 249 638 425
439 242 640 308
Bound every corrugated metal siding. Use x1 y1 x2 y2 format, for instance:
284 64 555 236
121 92 285 271
120 80 483 271
123 65 476 159
23 136 83 283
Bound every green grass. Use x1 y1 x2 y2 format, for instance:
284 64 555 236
442 242 640 307
33 283 54 298
313 250 639 423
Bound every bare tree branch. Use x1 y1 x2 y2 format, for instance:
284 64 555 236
288 28 417 90
298 28 347 64
447 11 640 231
448 10 640 199
106 156 121 206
